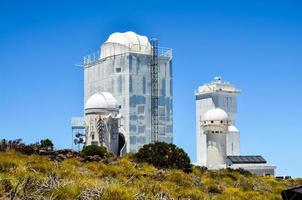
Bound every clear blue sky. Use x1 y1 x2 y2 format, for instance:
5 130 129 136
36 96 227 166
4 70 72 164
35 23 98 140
1 0 301 177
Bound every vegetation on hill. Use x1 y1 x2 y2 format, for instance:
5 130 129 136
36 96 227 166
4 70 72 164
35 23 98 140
0 140 301 199
81 145 108 158
134 142 192 173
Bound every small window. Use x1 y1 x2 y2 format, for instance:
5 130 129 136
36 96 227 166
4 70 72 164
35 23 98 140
92 134 95 140
211 121 214 123
116 68 121 73
221 121 223 124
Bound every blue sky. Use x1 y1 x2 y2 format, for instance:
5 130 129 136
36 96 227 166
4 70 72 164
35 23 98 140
0 0 301 177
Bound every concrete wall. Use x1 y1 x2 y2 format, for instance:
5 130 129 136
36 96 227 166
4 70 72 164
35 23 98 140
195 84 240 166
84 114 120 155
229 164 275 176
226 130 240 156
84 53 173 153
207 132 227 168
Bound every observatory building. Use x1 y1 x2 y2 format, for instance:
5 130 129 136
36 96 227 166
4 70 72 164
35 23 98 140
195 77 275 176
195 76 240 167
84 92 126 156
82 31 173 153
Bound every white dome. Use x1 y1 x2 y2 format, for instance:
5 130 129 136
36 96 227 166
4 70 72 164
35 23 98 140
202 108 228 121
100 31 151 59
85 92 118 112
105 31 150 48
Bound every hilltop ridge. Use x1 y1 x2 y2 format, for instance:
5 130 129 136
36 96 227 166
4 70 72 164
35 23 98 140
0 150 301 200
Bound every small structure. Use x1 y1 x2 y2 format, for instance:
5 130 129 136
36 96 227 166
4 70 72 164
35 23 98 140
84 92 127 156
226 156 275 176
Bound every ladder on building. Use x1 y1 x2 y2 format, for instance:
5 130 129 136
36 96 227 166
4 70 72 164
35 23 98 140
151 38 159 142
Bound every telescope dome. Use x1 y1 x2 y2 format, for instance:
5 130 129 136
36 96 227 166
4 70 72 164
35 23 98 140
85 92 118 114
100 31 151 59
202 108 228 122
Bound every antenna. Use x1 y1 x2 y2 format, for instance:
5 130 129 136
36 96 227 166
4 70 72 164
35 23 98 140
150 38 159 142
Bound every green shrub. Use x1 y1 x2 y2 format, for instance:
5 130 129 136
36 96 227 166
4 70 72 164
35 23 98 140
40 139 54 150
81 145 108 158
134 142 192 172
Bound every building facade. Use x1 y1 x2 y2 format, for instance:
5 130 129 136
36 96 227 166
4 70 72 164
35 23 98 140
84 31 173 153
195 77 275 176
195 76 240 167
84 92 126 156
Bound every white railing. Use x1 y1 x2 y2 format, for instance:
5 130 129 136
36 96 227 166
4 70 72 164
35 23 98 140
83 45 172 66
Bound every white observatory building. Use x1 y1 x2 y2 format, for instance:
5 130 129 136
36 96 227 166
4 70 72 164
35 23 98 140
84 92 127 156
201 108 231 169
195 77 275 176
83 31 173 153
196 76 240 167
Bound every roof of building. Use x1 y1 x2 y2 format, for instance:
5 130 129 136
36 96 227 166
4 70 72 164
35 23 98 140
102 31 151 55
85 92 118 111
106 31 150 46
196 76 240 95
227 156 267 164
202 108 229 121
228 125 239 132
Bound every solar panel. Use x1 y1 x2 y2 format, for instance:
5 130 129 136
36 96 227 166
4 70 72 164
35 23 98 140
227 156 267 164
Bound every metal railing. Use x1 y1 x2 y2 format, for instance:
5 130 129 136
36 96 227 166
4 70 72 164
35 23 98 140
83 45 172 66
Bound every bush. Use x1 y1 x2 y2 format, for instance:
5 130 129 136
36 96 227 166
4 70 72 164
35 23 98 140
40 139 54 150
134 142 192 172
0 138 54 155
81 145 108 158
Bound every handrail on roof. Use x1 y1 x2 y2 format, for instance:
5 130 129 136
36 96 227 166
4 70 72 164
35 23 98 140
83 46 172 66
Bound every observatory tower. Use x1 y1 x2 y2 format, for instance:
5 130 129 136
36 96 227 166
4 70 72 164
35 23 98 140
83 31 173 153
195 76 240 167
201 108 230 169
195 77 275 176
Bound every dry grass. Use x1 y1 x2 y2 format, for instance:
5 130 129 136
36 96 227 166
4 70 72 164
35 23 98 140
0 151 300 200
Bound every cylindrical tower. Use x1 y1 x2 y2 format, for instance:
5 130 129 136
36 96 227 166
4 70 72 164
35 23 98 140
201 108 229 169
84 92 123 155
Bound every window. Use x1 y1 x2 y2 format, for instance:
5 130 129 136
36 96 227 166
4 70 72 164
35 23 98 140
138 105 145 114
92 134 95 140
162 79 166 96
116 68 121 73
142 77 146 94
118 75 122 93
129 75 133 93
211 121 214 123
221 121 223 124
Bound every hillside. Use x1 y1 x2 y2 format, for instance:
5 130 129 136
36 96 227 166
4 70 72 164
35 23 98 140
0 151 301 200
